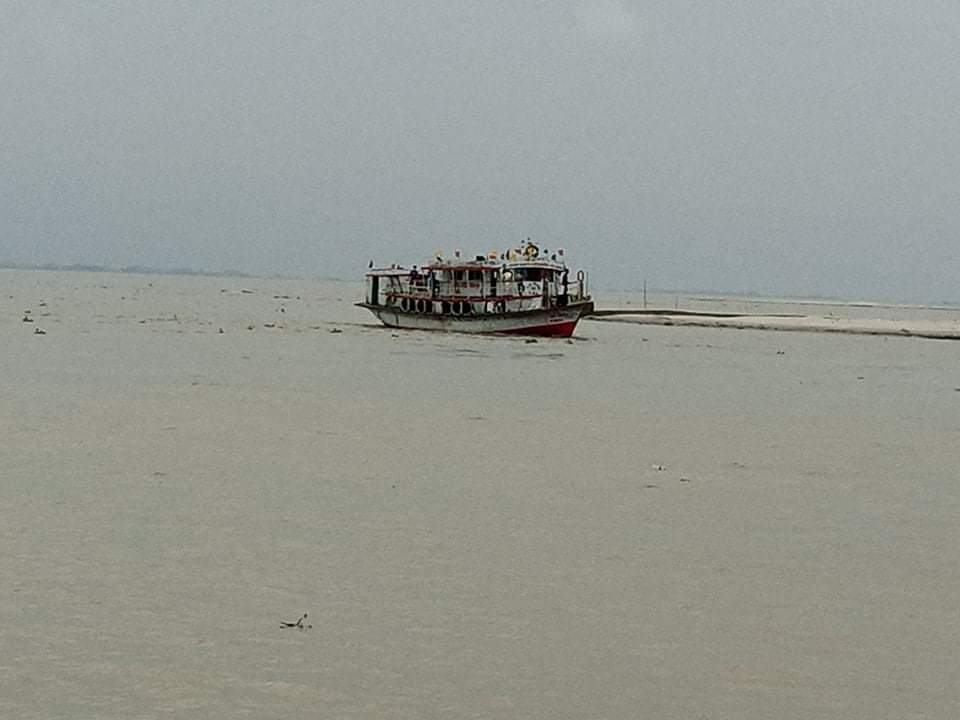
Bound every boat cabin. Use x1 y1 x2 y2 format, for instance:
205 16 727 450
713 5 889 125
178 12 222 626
363 248 588 317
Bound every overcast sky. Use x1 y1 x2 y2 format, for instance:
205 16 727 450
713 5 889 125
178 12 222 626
3 1 959 301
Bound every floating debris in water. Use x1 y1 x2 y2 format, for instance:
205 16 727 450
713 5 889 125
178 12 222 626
524 338 538 344
652 464 665 471
22 314 33 323
280 613 311 630
329 328 342 334
33 328 46 335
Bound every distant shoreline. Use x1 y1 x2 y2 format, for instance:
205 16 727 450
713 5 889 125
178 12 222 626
0 262 349 284
688 295 960 313
0 261 255 279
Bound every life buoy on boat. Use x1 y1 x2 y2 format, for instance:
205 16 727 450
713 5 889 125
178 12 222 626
401 297 411 312
415 299 425 313
524 242 539 259
451 301 462 315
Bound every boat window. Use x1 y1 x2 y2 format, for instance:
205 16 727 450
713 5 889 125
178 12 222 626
468 270 482 282
515 268 540 281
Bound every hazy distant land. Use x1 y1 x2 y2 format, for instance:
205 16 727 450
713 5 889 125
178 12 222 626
0 260 257 279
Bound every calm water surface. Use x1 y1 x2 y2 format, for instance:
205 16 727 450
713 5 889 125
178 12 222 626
2 271 958 718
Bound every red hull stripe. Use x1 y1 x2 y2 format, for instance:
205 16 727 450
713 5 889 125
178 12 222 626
499 320 578 337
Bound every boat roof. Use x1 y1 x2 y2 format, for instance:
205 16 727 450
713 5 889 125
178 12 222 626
367 257 567 276
425 258 565 271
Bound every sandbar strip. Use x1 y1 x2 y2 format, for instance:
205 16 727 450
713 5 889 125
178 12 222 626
586 312 960 340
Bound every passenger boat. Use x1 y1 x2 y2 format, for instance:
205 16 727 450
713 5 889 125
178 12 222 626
358 242 593 337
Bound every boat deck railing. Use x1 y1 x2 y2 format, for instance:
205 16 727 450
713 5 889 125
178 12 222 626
389 278 589 302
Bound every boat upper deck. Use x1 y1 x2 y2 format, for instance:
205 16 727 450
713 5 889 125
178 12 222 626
366 257 567 278
362 243 589 311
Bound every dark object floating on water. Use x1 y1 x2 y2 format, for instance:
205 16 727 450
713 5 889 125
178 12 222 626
679 477 691 482
34 328 46 335
263 322 276 328
329 328 342 334
280 613 311 630
524 338 538 344
22 315 33 322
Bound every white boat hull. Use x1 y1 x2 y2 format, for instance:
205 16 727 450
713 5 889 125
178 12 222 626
358 301 592 337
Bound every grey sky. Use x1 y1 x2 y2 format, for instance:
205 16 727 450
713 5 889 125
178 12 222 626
3 1 959 301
